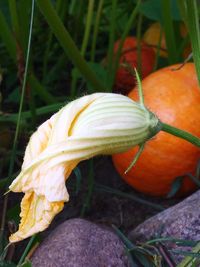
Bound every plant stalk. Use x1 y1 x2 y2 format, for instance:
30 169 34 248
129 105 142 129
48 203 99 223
161 122 200 147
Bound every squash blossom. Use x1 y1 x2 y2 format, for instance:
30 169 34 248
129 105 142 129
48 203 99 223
9 93 160 242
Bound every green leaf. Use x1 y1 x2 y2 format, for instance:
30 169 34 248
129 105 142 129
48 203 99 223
167 176 183 198
140 0 181 22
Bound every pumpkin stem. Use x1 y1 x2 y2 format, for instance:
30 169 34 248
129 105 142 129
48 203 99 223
124 143 145 174
161 122 200 147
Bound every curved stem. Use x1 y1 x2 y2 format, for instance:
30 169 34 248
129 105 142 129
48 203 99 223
125 143 145 174
161 122 200 147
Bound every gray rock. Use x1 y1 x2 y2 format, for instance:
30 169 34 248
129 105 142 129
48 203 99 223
129 190 200 264
31 218 130 267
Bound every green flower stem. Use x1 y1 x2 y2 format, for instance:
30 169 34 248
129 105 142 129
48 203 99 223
161 122 200 147
36 0 106 93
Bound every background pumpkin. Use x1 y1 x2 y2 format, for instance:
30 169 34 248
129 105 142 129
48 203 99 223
112 63 200 197
113 36 155 95
143 22 191 59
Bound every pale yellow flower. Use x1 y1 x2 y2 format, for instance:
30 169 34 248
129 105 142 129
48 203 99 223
9 93 159 242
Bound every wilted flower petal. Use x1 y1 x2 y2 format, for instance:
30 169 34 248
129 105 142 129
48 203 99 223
9 93 159 242
9 192 64 243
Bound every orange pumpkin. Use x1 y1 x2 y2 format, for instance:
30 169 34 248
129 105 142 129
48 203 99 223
143 22 191 58
112 63 200 197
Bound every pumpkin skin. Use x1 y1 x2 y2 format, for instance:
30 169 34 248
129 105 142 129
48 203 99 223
113 37 155 95
112 63 200 197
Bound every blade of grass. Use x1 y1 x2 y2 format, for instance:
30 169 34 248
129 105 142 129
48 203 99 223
111 1 141 88
0 5 55 104
0 102 64 124
146 237 198 247
112 225 141 267
42 0 68 79
176 242 200 267
177 0 187 25
90 0 104 61
136 13 143 77
0 9 16 60
161 0 178 64
71 0 95 96
106 0 118 90
184 0 200 85
81 0 94 56
36 0 106 93
153 27 163 71
28 74 57 104
9 0 37 126
80 159 94 216
0 0 35 253
17 0 32 53
17 235 36 266
70 0 85 43
112 225 156 266
8 0 20 41
74 167 82 195
56 0 69 21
